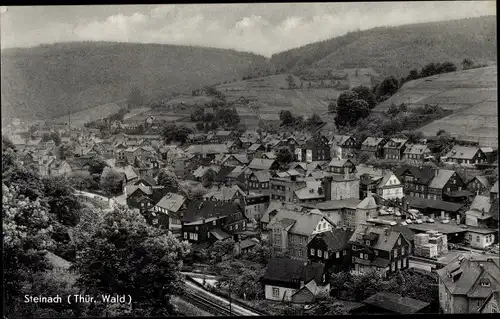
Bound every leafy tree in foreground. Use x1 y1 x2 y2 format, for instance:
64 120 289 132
276 148 294 168
3 184 54 317
352 85 377 109
73 206 191 316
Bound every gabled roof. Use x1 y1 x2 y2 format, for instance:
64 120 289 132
228 165 251 178
357 196 378 210
445 145 481 160
469 195 492 213
331 135 353 146
362 292 430 314
248 143 264 151
310 229 353 252
268 209 332 236
361 137 385 147
183 200 241 223
403 143 430 154
428 169 455 189
467 175 491 189
262 152 277 159
185 144 229 155
376 171 399 189
407 196 462 213
491 181 498 194
479 291 500 312
155 193 186 212
210 228 231 240
216 130 232 136
394 166 435 185
263 258 324 285
127 184 153 197
251 170 272 183
328 158 351 167
350 224 405 252
436 255 500 296
203 185 245 202
383 138 408 149
248 158 275 170
215 166 234 182
222 153 249 165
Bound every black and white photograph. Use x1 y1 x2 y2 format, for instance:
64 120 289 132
1 2 498 317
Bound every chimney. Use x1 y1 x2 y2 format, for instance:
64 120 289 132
481 208 485 216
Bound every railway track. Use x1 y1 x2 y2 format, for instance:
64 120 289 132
182 293 233 316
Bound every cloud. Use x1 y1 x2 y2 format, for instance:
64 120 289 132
1 2 496 56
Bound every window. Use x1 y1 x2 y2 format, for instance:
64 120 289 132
235 224 239 230
397 260 401 269
311 248 315 256
476 236 480 242
335 251 340 258
184 232 188 239
360 253 364 258
468 234 472 241
343 250 347 256
391 262 395 271
298 250 303 257
272 288 279 297
318 250 323 257
364 254 368 260
324 251 329 259
153 219 158 225
213 220 216 226
375 250 379 256
394 249 398 258
401 247 405 255
194 233 198 241
398 238 401 245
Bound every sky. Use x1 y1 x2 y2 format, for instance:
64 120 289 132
0 2 496 57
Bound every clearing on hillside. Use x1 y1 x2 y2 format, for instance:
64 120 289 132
373 66 497 147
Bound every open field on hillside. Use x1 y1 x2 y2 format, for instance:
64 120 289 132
216 74 345 122
375 66 497 147
52 101 124 127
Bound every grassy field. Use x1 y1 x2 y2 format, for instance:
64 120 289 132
374 66 497 147
52 101 124 127
215 74 346 127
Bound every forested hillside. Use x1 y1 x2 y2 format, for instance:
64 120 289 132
1 42 270 120
271 16 496 78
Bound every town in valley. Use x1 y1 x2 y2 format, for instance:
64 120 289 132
2 3 498 317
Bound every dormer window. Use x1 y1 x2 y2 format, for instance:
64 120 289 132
480 279 491 287
365 240 370 246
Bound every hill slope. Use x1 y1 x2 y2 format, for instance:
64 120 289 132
271 16 496 78
374 65 497 147
1 42 271 120
215 74 344 127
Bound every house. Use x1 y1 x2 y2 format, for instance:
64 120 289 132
359 169 404 201
383 138 408 160
427 169 468 201
321 172 360 201
191 165 220 187
112 165 139 185
394 166 435 199
185 144 229 160
490 181 498 201
302 198 361 230
445 146 488 165
465 195 494 228
307 228 353 273
466 176 492 196
293 181 325 204
261 151 277 160
48 159 72 176
220 154 249 167
267 208 336 261
329 135 357 160
298 136 331 163
270 176 307 203
327 159 356 175
213 130 237 143
247 158 279 171
243 192 270 223
353 292 431 314
464 228 497 250
181 201 247 244
403 144 431 163
126 185 153 209
203 185 246 203
152 193 187 230
226 165 252 189
349 224 410 278
480 147 496 164
247 143 266 159
236 238 260 255
436 255 500 314
361 137 387 159
479 291 500 313
247 171 272 194
262 258 329 303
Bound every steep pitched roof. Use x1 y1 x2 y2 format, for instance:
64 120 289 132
357 196 378 210
269 209 332 236
428 169 455 189
183 200 241 223
328 158 350 167
491 181 499 194
251 170 272 183
310 229 353 252
394 166 435 185
350 224 404 252
331 135 353 146
436 255 500 296
361 137 385 147
469 195 492 212
383 138 408 149
403 144 430 155
155 193 186 212
264 258 324 285
185 144 228 155
248 158 275 170
248 143 264 151
203 185 245 202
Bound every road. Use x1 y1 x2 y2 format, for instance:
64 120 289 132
184 280 261 316
74 190 114 211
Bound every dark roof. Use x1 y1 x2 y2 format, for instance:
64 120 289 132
407 196 462 212
210 228 231 240
311 229 353 252
215 166 234 182
183 200 241 223
394 166 435 185
362 292 430 314
370 257 391 268
263 258 324 285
